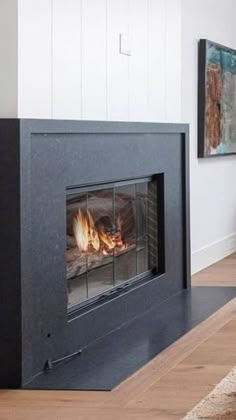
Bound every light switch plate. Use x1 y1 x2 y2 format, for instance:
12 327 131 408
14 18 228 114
119 33 132 56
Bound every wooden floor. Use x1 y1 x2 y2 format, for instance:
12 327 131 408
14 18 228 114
192 253 236 287
1 253 236 420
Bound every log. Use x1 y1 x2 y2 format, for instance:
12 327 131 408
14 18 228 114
66 244 136 280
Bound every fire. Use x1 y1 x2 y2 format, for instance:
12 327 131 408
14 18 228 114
73 209 100 252
73 209 126 254
73 209 89 251
87 210 100 252
98 229 115 250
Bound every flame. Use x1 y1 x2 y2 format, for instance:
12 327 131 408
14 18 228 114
87 210 100 252
73 209 89 252
98 229 116 250
73 209 125 254
73 208 100 252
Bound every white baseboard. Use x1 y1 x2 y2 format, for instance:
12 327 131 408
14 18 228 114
191 233 236 275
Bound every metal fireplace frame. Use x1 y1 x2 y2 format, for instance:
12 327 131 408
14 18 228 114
0 119 190 388
66 174 163 313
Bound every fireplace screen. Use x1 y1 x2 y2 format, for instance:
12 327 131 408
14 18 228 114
66 178 158 309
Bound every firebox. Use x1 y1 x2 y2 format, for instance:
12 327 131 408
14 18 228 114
66 177 159 309
0 119 190 389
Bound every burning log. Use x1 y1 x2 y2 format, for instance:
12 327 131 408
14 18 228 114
66 191 137 280
95 215 126 253
66 243 136 280
71 208 126 253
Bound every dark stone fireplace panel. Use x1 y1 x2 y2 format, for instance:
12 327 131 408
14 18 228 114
0 119 190 388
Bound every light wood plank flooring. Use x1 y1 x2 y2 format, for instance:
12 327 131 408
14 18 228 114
1 253 236 420
192 253 236 287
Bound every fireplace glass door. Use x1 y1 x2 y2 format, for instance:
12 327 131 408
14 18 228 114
66 177 158 310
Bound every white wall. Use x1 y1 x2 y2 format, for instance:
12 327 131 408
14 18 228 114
18 0 52 118
17 0 181 122
0 0 17 117
182 0 236 273
3 0 236 274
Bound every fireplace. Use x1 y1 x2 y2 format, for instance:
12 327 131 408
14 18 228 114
66 177 159 309
0 119 190 388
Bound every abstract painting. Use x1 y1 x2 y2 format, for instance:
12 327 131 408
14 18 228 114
198 39 236 157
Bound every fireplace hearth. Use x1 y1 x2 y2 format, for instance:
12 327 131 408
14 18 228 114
0 119 190 388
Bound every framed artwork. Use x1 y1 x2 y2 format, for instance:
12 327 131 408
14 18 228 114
198 39 236 157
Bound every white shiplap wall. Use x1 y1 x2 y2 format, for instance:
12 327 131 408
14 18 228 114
17 0 181 122
107 0 129 121
18 0 52 118
52 0 82 119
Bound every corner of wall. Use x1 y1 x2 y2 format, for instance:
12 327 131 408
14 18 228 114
191 233 236 274
0 0 18 117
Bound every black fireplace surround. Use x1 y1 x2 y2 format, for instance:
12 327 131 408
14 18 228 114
0 119 190 388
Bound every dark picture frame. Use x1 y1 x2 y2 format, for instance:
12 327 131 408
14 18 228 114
198 39 236 157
